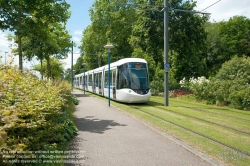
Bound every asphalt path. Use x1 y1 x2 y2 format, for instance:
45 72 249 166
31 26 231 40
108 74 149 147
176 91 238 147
68 89 221 166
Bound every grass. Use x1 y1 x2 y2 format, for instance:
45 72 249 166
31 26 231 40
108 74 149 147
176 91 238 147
81 90 250 166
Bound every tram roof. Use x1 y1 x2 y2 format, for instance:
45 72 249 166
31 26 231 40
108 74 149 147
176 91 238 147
75 58 147 77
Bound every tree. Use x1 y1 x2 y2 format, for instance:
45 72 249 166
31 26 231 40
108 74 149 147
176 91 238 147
40 23 72 78
73 55 85 75
169 0 208 80
219 16 250 58
0 0 70 70
204 22 227 76
204 16 250 76
80 0 137 69
64 68 72 83
33 57 65 80
129 0 208 81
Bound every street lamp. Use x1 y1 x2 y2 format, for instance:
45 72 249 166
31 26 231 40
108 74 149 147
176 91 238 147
104 43 114 107
73 70 75 88
5 52 8 65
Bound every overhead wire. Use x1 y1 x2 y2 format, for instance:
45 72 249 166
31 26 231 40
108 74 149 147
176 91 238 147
201 0 221 12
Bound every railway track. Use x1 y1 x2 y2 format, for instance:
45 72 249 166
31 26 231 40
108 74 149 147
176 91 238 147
126 103 250 158
151 98 250 122
147 102 250 136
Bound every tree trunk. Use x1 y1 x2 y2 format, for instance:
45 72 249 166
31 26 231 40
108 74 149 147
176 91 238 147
40 59 44 80
46 56 51 79
18 12 23 71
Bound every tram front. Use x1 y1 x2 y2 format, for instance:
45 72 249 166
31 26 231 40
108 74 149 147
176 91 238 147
117 61 151 103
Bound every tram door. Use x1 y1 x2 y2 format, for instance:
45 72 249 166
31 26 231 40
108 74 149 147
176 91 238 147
93 73 97 94
98 72 102 95
112 70 116 99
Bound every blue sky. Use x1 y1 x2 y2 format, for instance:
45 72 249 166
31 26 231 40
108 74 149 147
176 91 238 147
1 0 250 70
66 0 95 50
63 0 95 69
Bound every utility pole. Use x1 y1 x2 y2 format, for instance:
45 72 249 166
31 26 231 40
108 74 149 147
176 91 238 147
164 0 169 106
71 41 74 89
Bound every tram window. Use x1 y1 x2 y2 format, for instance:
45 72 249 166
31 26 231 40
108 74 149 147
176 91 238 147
98 72 102 88
117 65 128 89
105 71 108 88
89 74 92 87
80 77 82 85
94 73 98 88
112 70 116 89
87 75 89 86
95 73 97 88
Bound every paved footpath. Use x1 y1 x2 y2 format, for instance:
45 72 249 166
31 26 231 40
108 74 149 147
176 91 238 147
68 89 221 166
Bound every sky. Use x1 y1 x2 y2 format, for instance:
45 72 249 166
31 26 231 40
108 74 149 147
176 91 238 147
1 0 250 70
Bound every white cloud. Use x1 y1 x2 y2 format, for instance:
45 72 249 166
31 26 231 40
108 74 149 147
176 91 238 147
74 30 82 35
195 0 250 22
62 52 81 70
73 36 81 43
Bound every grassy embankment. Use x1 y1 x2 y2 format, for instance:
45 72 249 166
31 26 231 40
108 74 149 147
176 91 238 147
84 91 250 166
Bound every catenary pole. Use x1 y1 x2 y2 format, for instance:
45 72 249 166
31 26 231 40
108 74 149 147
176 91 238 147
71 41 74 89
164 0 169 106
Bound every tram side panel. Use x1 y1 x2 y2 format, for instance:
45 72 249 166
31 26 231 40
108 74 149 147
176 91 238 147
88 72 94 93
115 65 129 102
103 68 117 99
95 70 104 96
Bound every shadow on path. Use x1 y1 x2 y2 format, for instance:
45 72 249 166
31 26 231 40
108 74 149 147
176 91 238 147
73 93 89 98
75 116 126 134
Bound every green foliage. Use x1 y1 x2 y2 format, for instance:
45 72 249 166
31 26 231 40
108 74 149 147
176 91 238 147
229 87 250 110
73 56 85 75
70 95 79 105
150 65 164 95
203 79 245 106
80 0 137 70
205 22 228 76
0 0 71 70
32 57 66 80
179 56 250 110
0 66 77 153
205 16 250 76
215 56 250 83
219 16 250 58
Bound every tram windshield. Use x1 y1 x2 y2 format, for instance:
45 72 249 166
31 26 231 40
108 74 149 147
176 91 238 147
117 62 150 90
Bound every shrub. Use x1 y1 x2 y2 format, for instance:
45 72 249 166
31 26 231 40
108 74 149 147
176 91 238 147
0 66 77 153
180 76 209 101
177 56 250 110
150 80 164 96
215 56 250 83
229 86 250 110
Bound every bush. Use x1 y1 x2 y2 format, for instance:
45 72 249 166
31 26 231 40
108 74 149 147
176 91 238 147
180 76 209 101
0 66 77 153
203 79 246 105
215 56 250 83
177 56 250 110
229 86 250 110
150 80 164 96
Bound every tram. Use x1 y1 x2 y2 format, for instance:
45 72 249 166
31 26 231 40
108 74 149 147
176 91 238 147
74 58 151 103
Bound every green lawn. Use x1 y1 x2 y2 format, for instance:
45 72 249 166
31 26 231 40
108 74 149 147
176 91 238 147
83 91 250 166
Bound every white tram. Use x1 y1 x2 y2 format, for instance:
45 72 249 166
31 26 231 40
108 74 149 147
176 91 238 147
74 58 151 103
